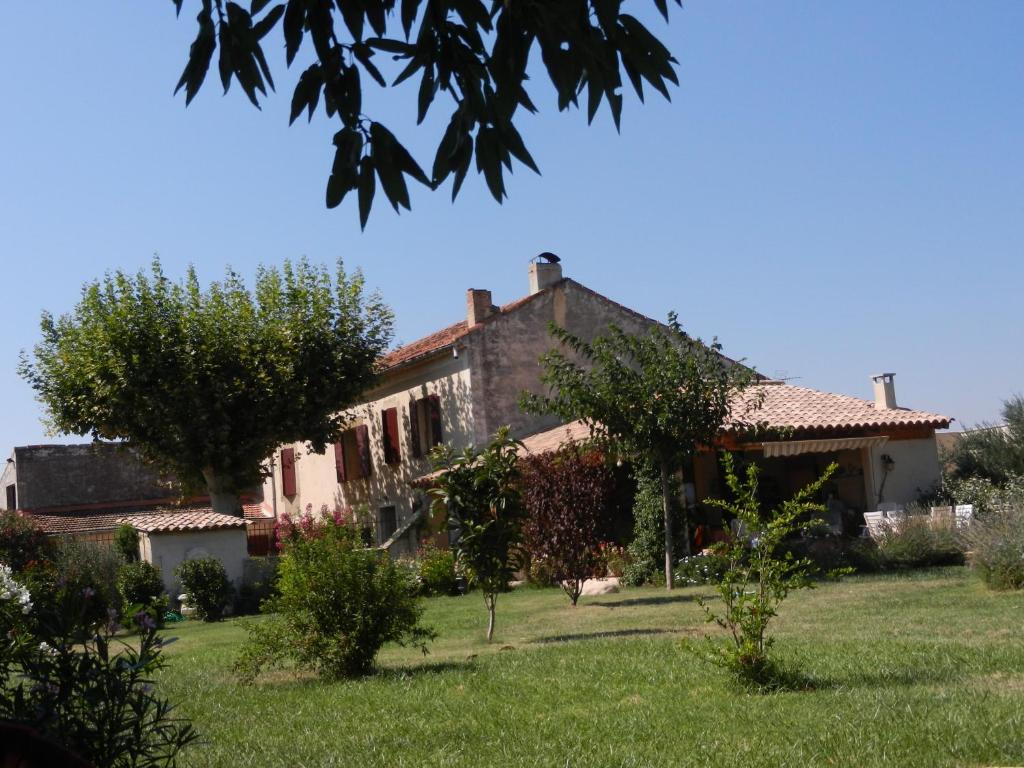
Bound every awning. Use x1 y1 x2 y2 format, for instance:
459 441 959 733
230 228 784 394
760 435 889 458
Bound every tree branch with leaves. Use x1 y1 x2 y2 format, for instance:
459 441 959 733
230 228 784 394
170 0 682 226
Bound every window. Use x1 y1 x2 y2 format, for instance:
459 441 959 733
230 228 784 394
409 395 444 458
381 407 401 465
377 505 397 545
5 484 15 511
334 425 373 483
280 448 296 497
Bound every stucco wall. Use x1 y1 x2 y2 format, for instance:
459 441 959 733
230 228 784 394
140 528 249 595
867 434 941 507
9 444 170 511
262 353 474 553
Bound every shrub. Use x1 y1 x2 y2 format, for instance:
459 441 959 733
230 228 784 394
967 500 1024 589
692 454 840 687
0 568 197 766
874 514 966 569
234 523 434 681
521 443 614 605
35 539 126 629
176 557 233 621
119 561 168 629
233 557 279 616
114 523 140 563
599 543 630 578
417 544 459 596
674 547 730 586
525 554 558 587
0 511 52 573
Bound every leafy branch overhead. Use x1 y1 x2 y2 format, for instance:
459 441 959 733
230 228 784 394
171 0 682 226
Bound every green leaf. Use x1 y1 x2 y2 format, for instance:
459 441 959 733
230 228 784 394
358 155 376 229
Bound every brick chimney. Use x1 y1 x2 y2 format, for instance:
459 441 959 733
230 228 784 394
466 289 495 326
528 260 563 295
871 373 897 410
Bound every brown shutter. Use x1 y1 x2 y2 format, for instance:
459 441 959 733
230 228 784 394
356 425 372 477
382 407 401 464
428 395 443 446
280 447 296 497
334 439 347 484
409 399 422 458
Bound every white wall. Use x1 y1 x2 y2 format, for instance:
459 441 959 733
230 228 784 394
140 528 249 595
262 352 475 553
867 435 942 508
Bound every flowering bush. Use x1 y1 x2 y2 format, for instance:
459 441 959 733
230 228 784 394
598 542 630 578
0 563 197 766
674 547 730 586
0 512 51 573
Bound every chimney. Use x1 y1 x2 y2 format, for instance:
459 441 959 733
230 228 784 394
528 259 563 295
466 289 495 326
871 373 897 410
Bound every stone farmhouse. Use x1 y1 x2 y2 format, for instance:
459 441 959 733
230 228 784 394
264 259 952 553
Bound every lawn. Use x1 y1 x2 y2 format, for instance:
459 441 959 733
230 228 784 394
158 568 1024 767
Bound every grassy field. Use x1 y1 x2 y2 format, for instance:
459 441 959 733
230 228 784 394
158 568 1024 768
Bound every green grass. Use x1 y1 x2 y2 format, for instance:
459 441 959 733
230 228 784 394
158 568 1024 767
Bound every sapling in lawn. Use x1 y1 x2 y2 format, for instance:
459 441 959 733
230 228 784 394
695 453 842 687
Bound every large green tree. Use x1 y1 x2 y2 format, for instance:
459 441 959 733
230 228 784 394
19 257 392 516
520 314 760 589
170 0 681 226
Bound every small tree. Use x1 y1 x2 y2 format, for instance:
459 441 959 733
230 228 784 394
696 453 838 686
429 427 524 642
521 314 759 588
520 443 613 606
114 524 140 563
176 558 233 622
20 257 392 517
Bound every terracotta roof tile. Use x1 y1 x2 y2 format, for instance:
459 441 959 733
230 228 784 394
29 503 266 536
379 282 565 371
726 382 951 433
125 510 249 533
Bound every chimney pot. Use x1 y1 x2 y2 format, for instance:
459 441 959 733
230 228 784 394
871 373 897 410
528 259 563 295
466 289 495 326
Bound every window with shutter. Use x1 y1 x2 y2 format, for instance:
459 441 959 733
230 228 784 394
428 394 444 447
382 407 401 465
409 399 422 458
356 425 373 477
333 440 347 484
280 447 296 497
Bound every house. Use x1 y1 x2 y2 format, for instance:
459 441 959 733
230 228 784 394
2 443 275 592
263 258 659 551
265 258 952 549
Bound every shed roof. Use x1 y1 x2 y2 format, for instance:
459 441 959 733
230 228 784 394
29 503 267 536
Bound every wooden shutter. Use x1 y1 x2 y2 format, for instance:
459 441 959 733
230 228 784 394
333 439 347 484
382 407 401 464
280 447 296 497
409 399 422 458
356 425 372 477
428 395 443 446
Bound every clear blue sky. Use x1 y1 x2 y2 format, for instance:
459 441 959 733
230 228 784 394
1 2 1020 452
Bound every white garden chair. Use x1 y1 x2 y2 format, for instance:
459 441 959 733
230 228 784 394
862 511 886 539
954 504 974 528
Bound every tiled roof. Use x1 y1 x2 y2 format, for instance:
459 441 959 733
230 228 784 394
520 420 596 455
125 510 249 533
726 382 951 433
29 503 266 536
379 282 566 370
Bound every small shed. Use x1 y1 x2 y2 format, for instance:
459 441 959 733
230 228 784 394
125 510 250 594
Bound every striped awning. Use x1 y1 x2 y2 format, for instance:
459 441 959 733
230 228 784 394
761 435 889 458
